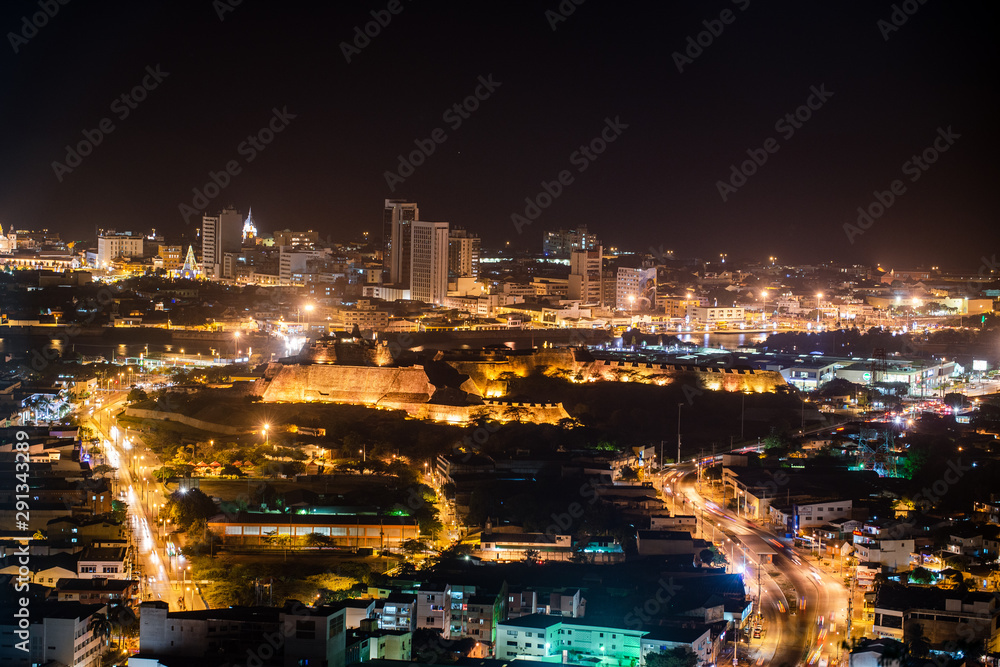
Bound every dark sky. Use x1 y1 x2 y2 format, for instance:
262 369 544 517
1 1 997 268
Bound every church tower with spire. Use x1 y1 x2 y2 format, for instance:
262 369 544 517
242 207 258 244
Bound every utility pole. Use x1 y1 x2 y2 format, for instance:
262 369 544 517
677 403 683 465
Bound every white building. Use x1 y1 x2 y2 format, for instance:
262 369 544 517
279 246 328 285
410 220 449 305
97 233 143 266
0 601 105 667
201 207 243 279
685 305 746 325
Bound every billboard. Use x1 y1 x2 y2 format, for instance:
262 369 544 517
972 359 988 371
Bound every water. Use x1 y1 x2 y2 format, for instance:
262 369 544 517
674 332 769 349
0 332 279 363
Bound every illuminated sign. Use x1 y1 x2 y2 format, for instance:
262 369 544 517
972 360 987 371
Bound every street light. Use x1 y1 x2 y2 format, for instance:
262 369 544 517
262 424 269 447
816 293 823 323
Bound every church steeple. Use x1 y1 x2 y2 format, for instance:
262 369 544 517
243 207 257 243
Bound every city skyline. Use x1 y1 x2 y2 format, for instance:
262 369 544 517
1 2 997 269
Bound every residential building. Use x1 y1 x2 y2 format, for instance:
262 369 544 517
640 626 714 666
378 593 417 632
872 583 1000 652
616 266 656 311
157 244 183 272
382 199 419 286
496 614 645 665
279 246 328 285
137 600 348 666
769 500 852 533
542 226 600 258
415 583 450 635
77 546 128 579
409 220 449 305
201 206 243 279
852 537 915 571
52 577 139 605
273 228 320 248
97 232 143 266
0 600 105 666
448 227 481 279
568 246 602 304
685 305 746 326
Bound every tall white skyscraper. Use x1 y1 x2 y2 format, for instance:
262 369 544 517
201 206 243 279
382 199 419 286
410 221 449 304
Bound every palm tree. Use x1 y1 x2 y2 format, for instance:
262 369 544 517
904 621 930 659
90 612 112 648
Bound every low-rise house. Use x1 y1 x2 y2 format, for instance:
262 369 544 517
77 546 128 579
872 583 1000 652
51 577 138 605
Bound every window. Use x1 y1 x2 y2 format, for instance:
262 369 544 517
329 616 344 636
507 641 518 647
537 643 545 649
508 631 518 636
525 632 532 638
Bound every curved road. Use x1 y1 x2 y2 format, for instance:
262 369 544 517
665 465 850 667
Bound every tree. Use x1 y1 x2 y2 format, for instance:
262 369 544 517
523 549 540 563
907 566 934 584
92 464 116 479
402 539 430 555
619 465 639 482
126 388 148 403
166 489 218 531
152 466 176 482
645 648 698 667
90 612 113 648
305 532 333 549
220 463 243 477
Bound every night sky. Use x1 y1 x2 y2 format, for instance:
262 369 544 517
1 1 997 268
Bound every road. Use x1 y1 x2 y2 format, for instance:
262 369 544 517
87 391 207 612
662 465 851 667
